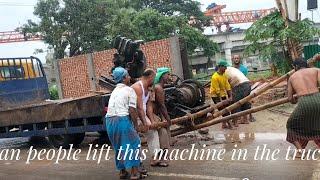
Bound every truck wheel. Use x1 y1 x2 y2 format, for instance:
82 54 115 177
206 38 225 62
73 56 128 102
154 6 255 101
48 133 85 148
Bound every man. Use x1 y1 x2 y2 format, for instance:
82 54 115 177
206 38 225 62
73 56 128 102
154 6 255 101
232 55 248 76
210 59 233 129
232 54 255 122
105 67 142 179
131 69 168 167
152 67 171 163
286 58 320 158
225 66 251 126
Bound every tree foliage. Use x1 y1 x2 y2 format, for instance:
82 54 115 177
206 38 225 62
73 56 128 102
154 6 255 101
23 0 218 59
179 25 218 57
244 11 320 72
23 0 111 59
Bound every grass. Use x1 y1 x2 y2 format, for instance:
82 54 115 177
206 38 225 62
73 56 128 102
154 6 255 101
247 70 273 81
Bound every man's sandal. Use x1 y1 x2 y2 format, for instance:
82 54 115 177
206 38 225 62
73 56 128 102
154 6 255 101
130 172 146 180
119 170 129 179
139 163 148 176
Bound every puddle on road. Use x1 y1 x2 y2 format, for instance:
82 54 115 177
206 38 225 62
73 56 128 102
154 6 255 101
176 131 287 150
212 132 287 151
0 136 50 150
214 132 286 143
0 138 29 149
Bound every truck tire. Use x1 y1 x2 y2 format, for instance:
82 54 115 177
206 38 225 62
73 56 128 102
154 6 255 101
48 133 85 148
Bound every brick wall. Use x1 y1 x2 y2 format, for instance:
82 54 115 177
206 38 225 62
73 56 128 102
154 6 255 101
58 54 91 98
58 38 177 98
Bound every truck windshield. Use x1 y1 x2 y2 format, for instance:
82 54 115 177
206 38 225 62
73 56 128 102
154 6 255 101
0 66 25 79
0 57 44 81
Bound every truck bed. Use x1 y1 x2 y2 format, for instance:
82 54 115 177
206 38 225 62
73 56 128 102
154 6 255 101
0 95 109 127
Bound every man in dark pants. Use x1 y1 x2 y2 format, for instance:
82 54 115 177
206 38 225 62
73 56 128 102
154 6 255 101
210 59 233 129
286 59 320 158
225 66 251 126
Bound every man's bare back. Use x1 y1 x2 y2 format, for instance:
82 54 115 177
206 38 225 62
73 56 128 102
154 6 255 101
289 68 320 96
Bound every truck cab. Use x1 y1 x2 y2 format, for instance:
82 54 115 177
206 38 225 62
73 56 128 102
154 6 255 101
0 57 49 109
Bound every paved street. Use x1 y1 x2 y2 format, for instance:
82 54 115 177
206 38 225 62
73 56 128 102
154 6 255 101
0 106 317 180
0 126 319 180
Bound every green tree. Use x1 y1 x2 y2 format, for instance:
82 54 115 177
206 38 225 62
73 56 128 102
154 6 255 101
23 0 217 59
132 9 177 41
107 7 138 40
108 8 218 57
244 11 320 72
179 25 218 57
22 0 111 59
135 0 210 30
49 85 59 100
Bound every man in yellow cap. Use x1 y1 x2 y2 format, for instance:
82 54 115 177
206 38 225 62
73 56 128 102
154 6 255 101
210 59 233 129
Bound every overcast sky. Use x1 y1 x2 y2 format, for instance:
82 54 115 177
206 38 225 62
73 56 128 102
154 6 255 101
0 0 319 63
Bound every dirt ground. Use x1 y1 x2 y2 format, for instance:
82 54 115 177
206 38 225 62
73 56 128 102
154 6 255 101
173 102 296 148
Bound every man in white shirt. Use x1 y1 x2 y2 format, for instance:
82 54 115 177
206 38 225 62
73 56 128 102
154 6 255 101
225 66 252 126
105 67 143 179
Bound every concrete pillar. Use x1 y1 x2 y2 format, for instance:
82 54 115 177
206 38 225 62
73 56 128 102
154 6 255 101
87 53 97 92
214 52 221 65
224 48 232 65
54 59 64 99
169 36 184 79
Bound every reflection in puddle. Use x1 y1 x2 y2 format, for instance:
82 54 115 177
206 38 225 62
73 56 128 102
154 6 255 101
211 132 287 152
214 132 286 144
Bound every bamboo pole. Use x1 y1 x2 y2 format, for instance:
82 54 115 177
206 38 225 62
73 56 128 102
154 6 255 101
307 54 320 67
148 71 293 130
148 67 293 130
148 100 228 130
208 70 293 119
147 54 320 131
171 97 291 137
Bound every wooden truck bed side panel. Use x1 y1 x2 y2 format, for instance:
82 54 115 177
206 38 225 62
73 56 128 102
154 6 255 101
0 95 106 127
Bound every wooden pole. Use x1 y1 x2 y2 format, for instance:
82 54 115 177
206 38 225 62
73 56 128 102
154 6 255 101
148 71 293 130
307 54 320 67
147 54 320 131
171 97 291 137
148 100 228 130
148 68 293 130
208 70 293 120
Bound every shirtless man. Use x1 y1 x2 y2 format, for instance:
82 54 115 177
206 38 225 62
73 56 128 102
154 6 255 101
152 67 172 165
286 58 320 157
131 69 167 167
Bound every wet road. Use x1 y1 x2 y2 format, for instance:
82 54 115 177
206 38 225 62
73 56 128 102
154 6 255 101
0 130 319 180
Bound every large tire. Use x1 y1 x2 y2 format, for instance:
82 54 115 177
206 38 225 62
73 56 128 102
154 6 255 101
48 133 85 148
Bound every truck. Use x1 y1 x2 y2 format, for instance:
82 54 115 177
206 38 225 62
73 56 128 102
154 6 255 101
0 38 208 148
